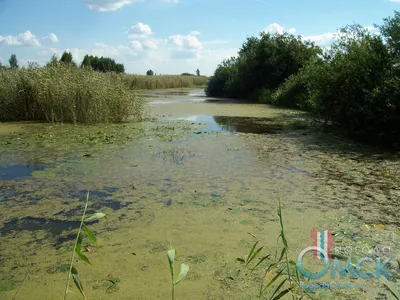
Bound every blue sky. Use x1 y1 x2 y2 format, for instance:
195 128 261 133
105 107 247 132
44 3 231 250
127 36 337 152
0 0 399 75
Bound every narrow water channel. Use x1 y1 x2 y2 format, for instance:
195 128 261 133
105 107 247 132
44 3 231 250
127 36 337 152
0 89 399 299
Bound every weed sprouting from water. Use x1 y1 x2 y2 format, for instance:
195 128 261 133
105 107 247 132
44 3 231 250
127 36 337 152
63 192 106 300
167 249 190 300
159 147 191 164
237 199 313 300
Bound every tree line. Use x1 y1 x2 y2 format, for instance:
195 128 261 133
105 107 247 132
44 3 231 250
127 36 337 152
206 11 400 147
1 51 126 74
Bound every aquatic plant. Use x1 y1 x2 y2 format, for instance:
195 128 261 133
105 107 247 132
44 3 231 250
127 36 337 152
237 199 312 299
63 192 106 300
122 74 207 90
167 249 190 300
0 64 145 123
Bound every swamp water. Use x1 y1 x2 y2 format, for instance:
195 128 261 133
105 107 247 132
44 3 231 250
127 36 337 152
0 89 399 299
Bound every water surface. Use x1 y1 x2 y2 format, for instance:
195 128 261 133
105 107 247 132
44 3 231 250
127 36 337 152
0 88 399 299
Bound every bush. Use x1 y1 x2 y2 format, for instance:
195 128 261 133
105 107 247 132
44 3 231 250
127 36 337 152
206 33 321 99
0 64 145 123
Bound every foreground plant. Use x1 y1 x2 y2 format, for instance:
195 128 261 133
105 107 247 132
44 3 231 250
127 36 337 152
237 199 312 300
167 249 190 300
63 192 106 300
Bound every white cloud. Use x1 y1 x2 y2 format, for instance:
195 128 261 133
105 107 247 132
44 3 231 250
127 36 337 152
130 40 143 51
264 23 285 34
288 28 296 34
390 0 400 2
167 34 203 59
190 30 201 36
0 30 41 47
302 32 336 47
142 39 158 50
128 22 153 38
163 0 179 3
82 0 137 11
49 33 59 43
168 34 202 50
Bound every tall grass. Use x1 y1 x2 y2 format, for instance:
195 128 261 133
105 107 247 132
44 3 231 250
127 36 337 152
122 74 208 90
0 64 146 123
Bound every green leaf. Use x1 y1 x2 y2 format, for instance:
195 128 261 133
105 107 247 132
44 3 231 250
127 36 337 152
83 223 97 247
246 246 264 267
272 287 291 300
72 272 86 299
270 278 287 299
263 269 284 292
76 232 83 253
85 212 106 222
278 247 286 263
246 241 258 264
175 263 190 285
251 254 271 272
236 258 246 263
167 249 175 281
75 235 92 266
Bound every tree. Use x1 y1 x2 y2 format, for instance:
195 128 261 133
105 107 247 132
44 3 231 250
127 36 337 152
206 32 320 99
46 54 59 67
196 69 200 76
80 55 125 73
377 10 400 60
59 51 76 66
146 69 154 76
81 54 92 68
9 54 19 69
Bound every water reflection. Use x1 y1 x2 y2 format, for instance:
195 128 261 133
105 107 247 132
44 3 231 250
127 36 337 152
0 163 54 181
178 115 287 134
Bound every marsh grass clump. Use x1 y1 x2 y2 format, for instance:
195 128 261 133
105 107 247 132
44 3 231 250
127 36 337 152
0 64 145 123
122 74 208 90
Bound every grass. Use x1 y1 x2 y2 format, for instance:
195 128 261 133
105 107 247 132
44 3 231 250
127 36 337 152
0 65 207 124
121 74 208 90
64 192 106 300
237 199 313 300
0 64 146 123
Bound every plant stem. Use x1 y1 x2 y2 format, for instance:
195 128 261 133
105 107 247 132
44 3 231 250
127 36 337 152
172 283 175 300
64 191 90 300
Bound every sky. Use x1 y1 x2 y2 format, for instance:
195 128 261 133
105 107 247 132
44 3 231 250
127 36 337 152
0 0 399 75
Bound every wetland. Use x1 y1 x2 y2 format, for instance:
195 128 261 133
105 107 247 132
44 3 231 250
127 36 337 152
0 89 399 299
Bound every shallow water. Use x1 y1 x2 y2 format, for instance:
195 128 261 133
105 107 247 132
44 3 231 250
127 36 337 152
0 89 399 299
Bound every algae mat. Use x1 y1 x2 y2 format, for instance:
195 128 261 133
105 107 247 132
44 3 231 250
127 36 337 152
0 89 399 300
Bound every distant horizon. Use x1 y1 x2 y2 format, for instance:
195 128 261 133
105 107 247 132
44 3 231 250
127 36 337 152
0 0 399 76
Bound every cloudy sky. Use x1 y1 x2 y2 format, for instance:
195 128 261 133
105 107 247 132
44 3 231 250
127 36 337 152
0 0 399 75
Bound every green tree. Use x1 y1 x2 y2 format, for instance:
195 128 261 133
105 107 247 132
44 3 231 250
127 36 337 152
146 69 154 76
206 32 320 99
196 69 200 76
81 54 92 68
46 54 59 67
9 54 19 69
80 55 125 73
59 51 76 66
377 10 400 60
